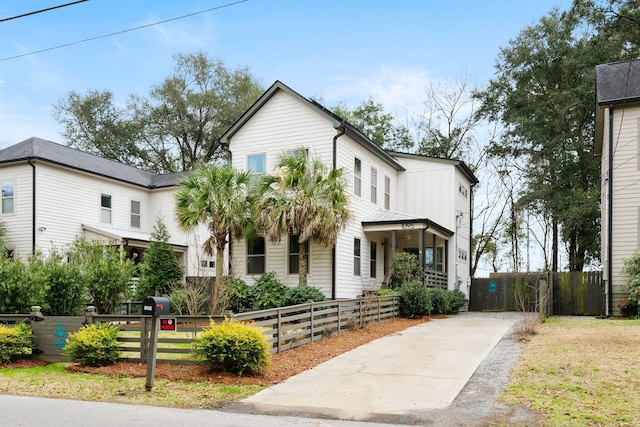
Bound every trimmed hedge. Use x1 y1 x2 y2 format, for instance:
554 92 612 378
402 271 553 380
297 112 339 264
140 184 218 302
0 322 32 364
63 323 121 367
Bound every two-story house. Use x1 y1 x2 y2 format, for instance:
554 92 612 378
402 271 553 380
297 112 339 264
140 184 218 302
0 81 478 300
221 81 478 299
595 59 640 316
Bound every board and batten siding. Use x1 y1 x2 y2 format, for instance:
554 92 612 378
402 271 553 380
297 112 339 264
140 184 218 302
602 105 640 311
0 162 34 257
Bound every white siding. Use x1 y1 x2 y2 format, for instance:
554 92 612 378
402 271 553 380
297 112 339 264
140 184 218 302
0 162 34 257
604 105 640 310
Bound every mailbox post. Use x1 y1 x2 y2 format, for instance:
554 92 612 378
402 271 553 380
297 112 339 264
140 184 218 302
142 297 170 391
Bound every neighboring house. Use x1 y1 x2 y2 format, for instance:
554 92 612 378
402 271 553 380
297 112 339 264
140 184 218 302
221 81 478 299
595 59 640 316
0 137 217 279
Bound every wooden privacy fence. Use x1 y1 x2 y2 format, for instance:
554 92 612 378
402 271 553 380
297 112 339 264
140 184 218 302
469 271 604 316
0 296 399 364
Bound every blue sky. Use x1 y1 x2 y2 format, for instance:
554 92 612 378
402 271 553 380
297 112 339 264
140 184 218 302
0 0 573 147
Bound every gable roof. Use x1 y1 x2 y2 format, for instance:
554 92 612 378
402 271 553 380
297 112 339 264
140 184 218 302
220 80 405 172
595 60 640 155
0 137 184 188
388 151 479 185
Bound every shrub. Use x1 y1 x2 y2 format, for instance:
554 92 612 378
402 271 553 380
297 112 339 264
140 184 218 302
252 272 287 310
617 298 639 317
399 281 432 318
193 319 271 375
226 277 255 313
377 289 399 297
622 249 640 314
0 257 43 314
429 289 467 315
284 285 326 306
63 323 121 367
0 322 33 364
387 252 424 289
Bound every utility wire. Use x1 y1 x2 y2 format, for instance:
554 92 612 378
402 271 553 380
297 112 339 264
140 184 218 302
0 0 247 62
0 0 89 23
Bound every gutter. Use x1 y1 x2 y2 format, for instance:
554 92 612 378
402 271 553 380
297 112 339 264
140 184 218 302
331 125 346 299
607 104 614 317
28 159 36 254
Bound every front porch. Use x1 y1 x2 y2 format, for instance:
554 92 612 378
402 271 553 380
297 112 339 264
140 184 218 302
362 211 454 290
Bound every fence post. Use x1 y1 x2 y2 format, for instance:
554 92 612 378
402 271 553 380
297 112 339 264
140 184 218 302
309 302 315 343
538 280 547 323
276 309 282 353
140 316 148 361
337 300 342 332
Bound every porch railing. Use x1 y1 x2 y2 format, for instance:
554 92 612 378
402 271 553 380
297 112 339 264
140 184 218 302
425 269 448 289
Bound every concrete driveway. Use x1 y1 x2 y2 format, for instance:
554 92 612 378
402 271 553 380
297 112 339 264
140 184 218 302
230 312 518 422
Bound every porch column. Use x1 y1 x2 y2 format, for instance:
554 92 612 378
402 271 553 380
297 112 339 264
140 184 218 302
418 229 425 270
444 238 449 273
432 234 437 269
391 230 396 259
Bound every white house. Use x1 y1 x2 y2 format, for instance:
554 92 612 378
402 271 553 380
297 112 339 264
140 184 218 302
0 137 217 279
220 81 478 299
0 81 478 300
595 59 640 316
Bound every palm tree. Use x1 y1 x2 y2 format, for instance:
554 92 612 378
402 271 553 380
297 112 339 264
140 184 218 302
175 164 251 313
253 149 352 286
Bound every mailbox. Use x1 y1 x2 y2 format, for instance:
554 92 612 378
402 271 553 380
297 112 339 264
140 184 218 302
142 296 170 316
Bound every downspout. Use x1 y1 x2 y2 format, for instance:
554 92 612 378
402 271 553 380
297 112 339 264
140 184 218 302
607 104 614 317
28 159 36 254
331 124 346 299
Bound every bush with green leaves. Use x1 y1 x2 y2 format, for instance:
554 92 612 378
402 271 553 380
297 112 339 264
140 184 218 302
252 272 287 310
0 322 33 364
429 289 467 315
387 252 424 289
399 280 432 318
135 217 183 300
226 277 254 313
193 319 271 375
622 248 640 316
63 323 121 367
0 257 44 314
284 285 326 306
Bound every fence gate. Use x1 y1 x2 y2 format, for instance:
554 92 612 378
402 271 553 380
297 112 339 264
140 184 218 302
30 316 86 362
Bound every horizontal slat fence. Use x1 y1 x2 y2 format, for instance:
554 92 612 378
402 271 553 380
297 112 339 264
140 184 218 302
2 296 399 364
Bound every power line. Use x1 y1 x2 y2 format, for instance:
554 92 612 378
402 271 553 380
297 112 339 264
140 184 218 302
0 0 89 23
0 0 247 62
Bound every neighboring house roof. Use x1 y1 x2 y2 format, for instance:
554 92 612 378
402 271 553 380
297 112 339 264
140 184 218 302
388 151 479 185
0 137 185 188
595 59 640 155
82 224 188 248
219 80 405 172
362 209 454 237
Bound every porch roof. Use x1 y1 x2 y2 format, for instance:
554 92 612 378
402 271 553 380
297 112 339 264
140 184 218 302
82 224 188 249
361 210 453 237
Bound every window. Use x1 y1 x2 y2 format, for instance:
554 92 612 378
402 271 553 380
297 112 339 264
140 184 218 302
248 154 266 174
458 183 469 199
130 200 141 228
354 158 361 196
370 241 377 278
384 176 390 210
101 194 111 223
354 238 361 276
288 234 309 274
1 181 14 214
247 237 265 275
371 167 377 204
201 260 215 268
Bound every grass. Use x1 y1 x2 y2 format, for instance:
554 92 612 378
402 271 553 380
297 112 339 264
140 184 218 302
0 363 264 408
501 316 640 426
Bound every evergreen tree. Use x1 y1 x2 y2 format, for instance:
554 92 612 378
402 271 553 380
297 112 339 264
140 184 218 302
136 217 183 300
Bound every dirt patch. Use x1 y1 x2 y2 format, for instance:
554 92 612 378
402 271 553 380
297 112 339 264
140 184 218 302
61 316 431 386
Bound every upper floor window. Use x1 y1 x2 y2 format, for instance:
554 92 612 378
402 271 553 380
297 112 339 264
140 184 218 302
247 236 265 275
2 181 14 214
458 248 468 262
354 158 361 197
248 153 266 174
354 238 361 276
384 176 390 210
101 193 111 223
371 167 377 204
130 200 141 228
458 183 469 199
288 234 309 275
